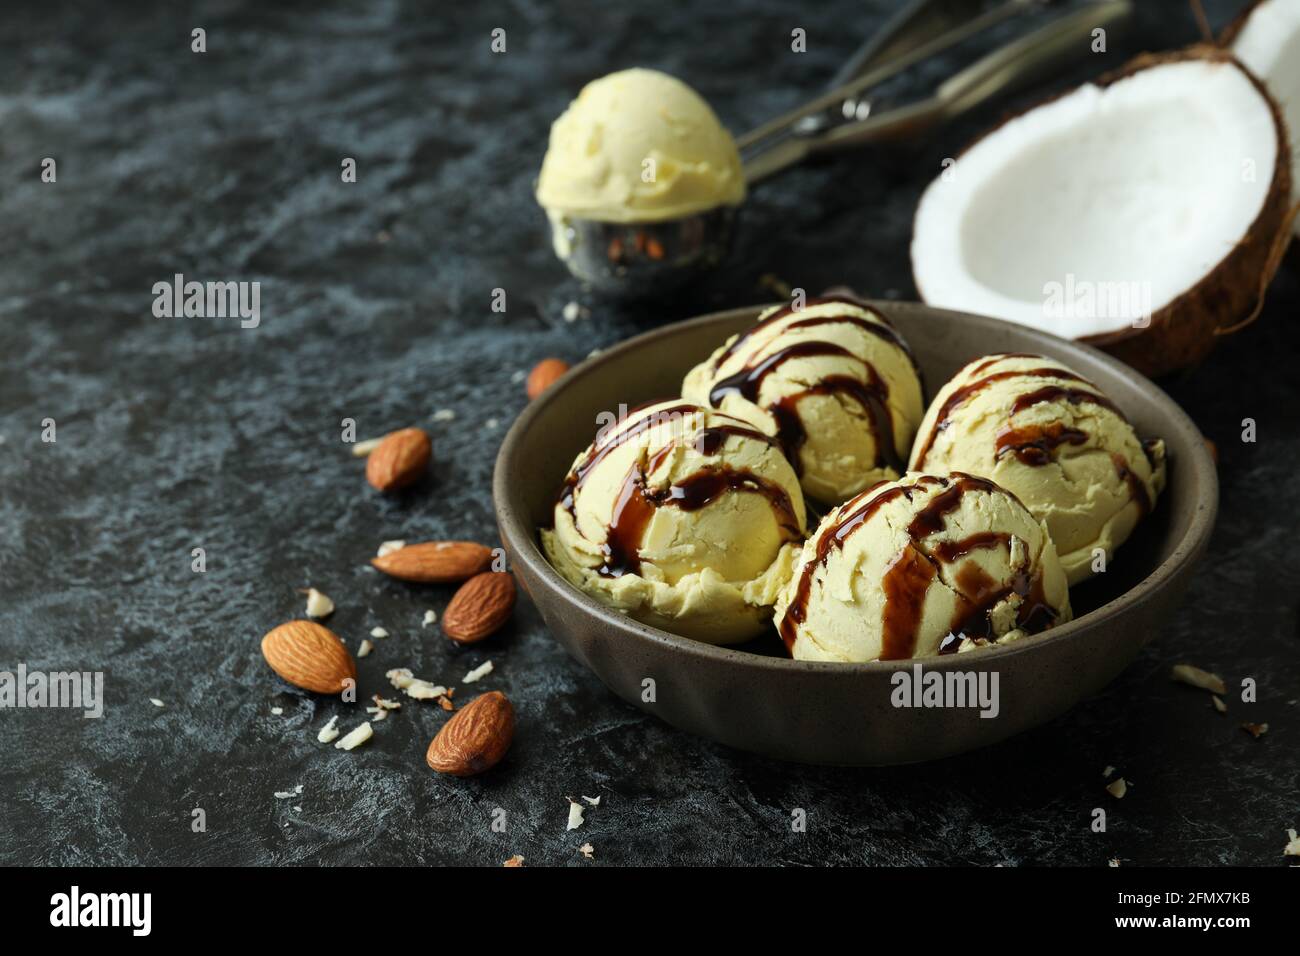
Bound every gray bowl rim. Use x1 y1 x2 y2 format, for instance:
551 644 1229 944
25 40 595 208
493 301 1218 676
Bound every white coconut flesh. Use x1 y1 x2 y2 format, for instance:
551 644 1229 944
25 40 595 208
912 59 1279 339
1231 0 1300 235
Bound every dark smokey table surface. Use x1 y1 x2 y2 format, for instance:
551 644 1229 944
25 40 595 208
2 0 1296 866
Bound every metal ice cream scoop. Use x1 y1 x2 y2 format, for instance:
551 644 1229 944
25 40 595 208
547 0 1132 297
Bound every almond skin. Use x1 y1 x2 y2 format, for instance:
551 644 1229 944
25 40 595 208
426 691 515 776
365 427 432 492
442 571 516 643
371 541 492 583
526 358 569 400
261 620 356 694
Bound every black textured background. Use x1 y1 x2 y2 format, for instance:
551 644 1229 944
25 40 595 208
1 0 1296 867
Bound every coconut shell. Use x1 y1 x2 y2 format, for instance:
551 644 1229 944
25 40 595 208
1218 0 1267 47
914 45 1293 378
1219 0 1300 271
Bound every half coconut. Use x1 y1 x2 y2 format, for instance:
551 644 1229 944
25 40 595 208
911 46 1292 377
1224 0 1300 237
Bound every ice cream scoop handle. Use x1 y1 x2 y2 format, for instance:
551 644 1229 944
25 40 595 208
744 0 1132 184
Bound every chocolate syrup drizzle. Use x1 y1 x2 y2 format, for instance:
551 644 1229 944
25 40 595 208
553 403 801 579
777 474 1060 659
910 360 1106 468
705 297 919 475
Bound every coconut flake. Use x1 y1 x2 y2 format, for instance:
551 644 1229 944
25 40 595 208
317 716 341 743
422 610 437 628
1172 664 1227 695
305 588 334 619
1285 829 1300 858
1105 778 1128 799
335 722 373 751
386 667 447 700
377 539 406 557
566 800 585 830
463 660 494 684
369 626 389 639
351 437 383 457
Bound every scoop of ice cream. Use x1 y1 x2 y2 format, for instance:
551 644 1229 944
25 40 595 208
541 400 806 643
535 68 745 224
908 353 1166 585
682 296 925 504
773 472 1072 662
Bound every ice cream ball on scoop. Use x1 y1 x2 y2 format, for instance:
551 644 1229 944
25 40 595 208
541 400 807 644
909 353 1166 585
773 472 1072 662
682 296 925 504
535 68 745 225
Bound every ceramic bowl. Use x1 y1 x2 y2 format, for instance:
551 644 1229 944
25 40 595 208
493 303 1217 765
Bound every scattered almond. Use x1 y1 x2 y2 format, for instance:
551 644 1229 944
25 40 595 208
527 358 570 399
1285 829 1300 858
357 639 373 658
371 541 492 583
578 843 594 859
1212 695 1227 714
1171 663 1226 695
425 690 515 777
261 620 356 694
503 854 525 867
442 572 516 644
365 427 432 492
1241 722 1269 739
438 696 455 712
1106 778 1128 799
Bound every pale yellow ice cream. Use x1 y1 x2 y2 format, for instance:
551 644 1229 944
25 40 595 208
683 296 925 504
541 400 806 643
909 353 1166 586
535 68 746 224
773 472 1072 662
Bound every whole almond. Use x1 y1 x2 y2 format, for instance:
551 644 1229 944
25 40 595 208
426 690 515 776
261 620 356 694
371 541 492 583
442 571 516 643
526 358 569 400
365 427 432 492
